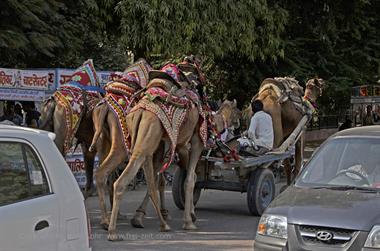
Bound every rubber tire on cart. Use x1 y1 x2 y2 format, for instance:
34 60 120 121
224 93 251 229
172 167 201 210
247 168 275 216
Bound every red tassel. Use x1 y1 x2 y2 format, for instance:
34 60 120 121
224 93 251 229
159 162 170 173
231 149 240 161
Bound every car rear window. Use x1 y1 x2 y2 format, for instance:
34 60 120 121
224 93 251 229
0 142 50 206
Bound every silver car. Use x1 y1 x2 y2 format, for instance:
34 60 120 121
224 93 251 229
255 126 380 251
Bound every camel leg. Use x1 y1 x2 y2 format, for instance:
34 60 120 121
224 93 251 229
130 176 149 228
284 158 292 185
89 104 108 152
82 143 96 199
95 147 125 230
177 143 197 222
183 134 203 230
131 142 169 228
143 156 171 232
108 155 146 241
53 105 67 154
159 173 170 220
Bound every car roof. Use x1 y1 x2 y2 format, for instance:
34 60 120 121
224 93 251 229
0 125 56 140
332 125 380 138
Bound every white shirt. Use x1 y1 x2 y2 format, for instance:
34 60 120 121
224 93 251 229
248 111 274 149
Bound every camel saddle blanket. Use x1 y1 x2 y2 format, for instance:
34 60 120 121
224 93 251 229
123 59 152 88
147 79 187 98
145 87 190 108
105 81 141 97
144 86 208 148
130 98 188 173
104 92 136 152
54 84 101 154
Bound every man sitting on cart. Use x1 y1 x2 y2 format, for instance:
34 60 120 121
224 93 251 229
238 100 274 156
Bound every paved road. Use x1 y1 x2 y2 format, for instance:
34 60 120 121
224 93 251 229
87 141 319 251
87 187 257 251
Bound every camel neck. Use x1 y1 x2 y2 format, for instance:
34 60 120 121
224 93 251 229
303 95 318 109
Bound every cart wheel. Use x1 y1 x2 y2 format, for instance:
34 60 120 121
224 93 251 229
172 167 201 210
247 168 275 216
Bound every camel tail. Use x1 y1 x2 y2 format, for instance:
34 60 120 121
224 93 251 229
89 104 108 152
39 99 56 130
130 109 144 152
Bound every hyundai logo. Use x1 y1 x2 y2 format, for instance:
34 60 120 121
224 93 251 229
316 231 333 241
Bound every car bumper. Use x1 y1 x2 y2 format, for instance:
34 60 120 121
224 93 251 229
254 225 377 251
254 235 287 251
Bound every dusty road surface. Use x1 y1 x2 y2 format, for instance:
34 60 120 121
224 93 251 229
87 188 257 251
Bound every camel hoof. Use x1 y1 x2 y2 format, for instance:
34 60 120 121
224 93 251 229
108 230 123 241
191 212 197 223
101 222 109 231
183 222 197 230
131 217 144 228
160 224 171 232
83 187 94 199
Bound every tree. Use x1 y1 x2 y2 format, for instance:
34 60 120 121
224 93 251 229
115 0 288 61
274 0 380 114
0 0 127 70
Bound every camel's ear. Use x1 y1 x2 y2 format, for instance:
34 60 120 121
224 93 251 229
232 99 237 107
314 78 319 87
314 78 324 88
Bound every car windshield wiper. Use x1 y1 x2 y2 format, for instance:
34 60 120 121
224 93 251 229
311 185 379 192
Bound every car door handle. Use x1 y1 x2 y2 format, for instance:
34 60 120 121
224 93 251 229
35 220 49 231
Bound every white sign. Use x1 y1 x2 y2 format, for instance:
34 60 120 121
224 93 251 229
65 152 99 188
0 68 19 88
56 69 75 88
0 88 46 101
20 70 54 90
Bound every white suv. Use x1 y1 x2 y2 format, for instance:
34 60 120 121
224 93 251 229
0 125 91 251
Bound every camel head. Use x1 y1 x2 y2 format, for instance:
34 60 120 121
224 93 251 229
213 99 242 134
304 77 324 102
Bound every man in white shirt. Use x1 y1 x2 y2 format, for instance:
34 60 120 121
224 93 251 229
238 100 274 156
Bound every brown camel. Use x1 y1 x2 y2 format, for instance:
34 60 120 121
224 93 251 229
40 95 102 198
105 98 240 241
253 77 324 184
89 100 170 230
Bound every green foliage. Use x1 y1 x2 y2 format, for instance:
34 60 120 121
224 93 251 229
116 0 287 61
1 0 380 117
274 0 380 113
0 0 126 70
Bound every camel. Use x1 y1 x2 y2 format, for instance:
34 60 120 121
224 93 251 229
103 96 239 240
89 99 171 230
40 91 102 198
253 77 324 184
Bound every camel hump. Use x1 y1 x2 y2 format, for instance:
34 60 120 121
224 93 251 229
259 78 285 98
105 81 142 97
274 77 304 97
